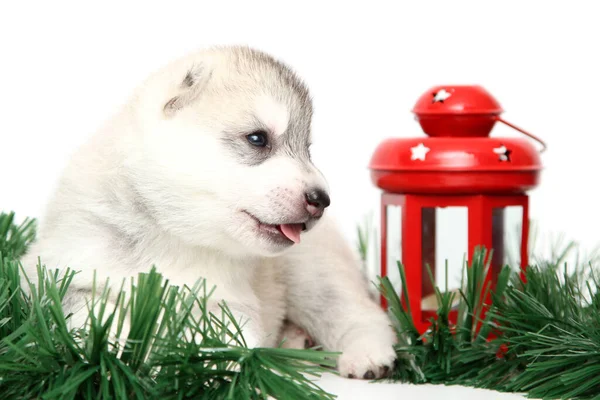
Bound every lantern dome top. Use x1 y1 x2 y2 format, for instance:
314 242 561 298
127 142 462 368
369 85 544 195
412 85 503 117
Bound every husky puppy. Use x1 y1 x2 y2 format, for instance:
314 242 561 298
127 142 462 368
21 46 397 379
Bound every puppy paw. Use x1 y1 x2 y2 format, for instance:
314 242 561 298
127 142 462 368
279 322 315 349
337 339 396 379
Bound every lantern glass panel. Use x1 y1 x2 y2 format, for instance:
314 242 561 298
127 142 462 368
492 206 523 272
385 205 402 294
421 207 468 312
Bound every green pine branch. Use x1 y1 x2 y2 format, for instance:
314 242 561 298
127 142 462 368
379 247 600 399
0 211 36 260
0 212 338 400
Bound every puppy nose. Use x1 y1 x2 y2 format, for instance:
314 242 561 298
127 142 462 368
305 189 330 216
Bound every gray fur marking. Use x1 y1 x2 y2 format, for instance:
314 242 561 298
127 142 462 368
222 47 314 166
221 135 272 166
164 66 211 117
183 71 195 88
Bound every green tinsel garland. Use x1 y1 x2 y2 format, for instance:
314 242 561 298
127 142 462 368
1 211 599 399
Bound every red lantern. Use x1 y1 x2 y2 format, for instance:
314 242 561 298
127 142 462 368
369 85 544 334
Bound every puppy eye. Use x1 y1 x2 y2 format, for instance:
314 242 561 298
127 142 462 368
246 131 269 148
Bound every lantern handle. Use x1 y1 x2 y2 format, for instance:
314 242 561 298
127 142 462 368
494 116 547 153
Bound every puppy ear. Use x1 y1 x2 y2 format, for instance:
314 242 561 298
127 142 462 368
163 64 211 117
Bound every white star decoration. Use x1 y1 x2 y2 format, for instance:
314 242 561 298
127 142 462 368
432 89 452 103
411 143 430 161
493 145 512 162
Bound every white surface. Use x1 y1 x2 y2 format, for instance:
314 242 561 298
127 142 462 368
315 373 525 399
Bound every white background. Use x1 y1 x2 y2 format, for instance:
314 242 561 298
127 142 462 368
0 1 598 398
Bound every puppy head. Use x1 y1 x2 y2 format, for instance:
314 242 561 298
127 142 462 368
132 46 330 257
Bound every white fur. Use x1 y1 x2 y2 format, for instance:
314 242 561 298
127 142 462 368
21 46 396 379
255 94 290 136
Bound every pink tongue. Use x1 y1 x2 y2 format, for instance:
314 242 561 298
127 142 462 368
279 224 303 243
